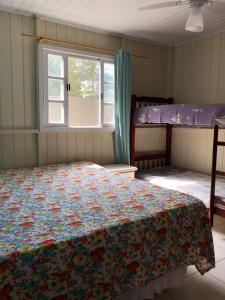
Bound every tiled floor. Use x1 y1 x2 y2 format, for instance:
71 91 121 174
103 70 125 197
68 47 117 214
156 215 225 300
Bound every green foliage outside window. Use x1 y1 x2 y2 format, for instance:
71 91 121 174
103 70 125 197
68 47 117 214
68 57 100 99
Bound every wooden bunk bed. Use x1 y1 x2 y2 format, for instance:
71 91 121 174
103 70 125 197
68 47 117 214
130 94 225 226
130 94 173 168
210 124 225 224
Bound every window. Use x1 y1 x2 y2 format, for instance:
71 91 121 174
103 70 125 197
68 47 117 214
39 45 115 131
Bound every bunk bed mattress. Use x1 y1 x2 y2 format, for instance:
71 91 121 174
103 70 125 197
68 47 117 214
134 104 225 125
0 162 214 300
137 166 225 209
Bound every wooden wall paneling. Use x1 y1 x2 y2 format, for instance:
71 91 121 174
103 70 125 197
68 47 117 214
36 18 46 36
0 12 174 170
47 133 58 164
74 132 85 162
171 128 185 167
172 31 225 173
98 131 114 164
1 135 14 169
218 32 225 102
66 132 76 162
56 23 67 41
217 130 225 172
14 134 26 168
171 129 225 174
84 30 94 46
201 37 212 103
57 132 68 163
0 12 13 129
173 32 225 105
209 35 221 103
66 25 76 43
75 27 85 45
92 132 103 164
83 132 94 162
135 128 165 153
38 133 48 166
45 21 57 39
205 129 214 174
23 16 37 128
0 136 2 169
25 134 38 168
11 13 25 129
92 32 105 49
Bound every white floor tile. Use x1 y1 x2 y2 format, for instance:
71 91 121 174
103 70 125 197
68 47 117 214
214 215 225 226
164 273 225 300
185 265 197 277
215 244 225 262
209 259 225 284
213 224 225 250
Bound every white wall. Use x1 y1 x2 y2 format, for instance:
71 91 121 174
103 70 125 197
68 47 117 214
172 32 225 173
0 11 171 169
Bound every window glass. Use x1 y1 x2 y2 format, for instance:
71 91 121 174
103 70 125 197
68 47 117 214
104 63 114 104
48 78 64 101
48 102 64 124
104 104 114 124
41 47 115 129
68 56 100 127
48 54 64 77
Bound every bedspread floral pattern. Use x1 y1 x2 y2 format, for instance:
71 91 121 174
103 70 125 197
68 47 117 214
0 162 214 300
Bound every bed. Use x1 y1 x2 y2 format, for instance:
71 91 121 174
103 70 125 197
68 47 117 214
134 103 225 126
0 162 214 300
130 95 225 225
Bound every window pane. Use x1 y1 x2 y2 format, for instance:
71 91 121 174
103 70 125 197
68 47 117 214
48 78 64 101
104 63 114 84
68 56 100 127
48 102 64 124
48 54 64 77
104 104 114 124
104 83 114 103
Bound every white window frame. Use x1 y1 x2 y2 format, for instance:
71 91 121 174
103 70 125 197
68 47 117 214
38 44 115 132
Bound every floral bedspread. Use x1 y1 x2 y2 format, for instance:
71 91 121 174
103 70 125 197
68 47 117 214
0 162 215 300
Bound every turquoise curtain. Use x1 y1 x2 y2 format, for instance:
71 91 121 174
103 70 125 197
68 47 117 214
114 49 132 164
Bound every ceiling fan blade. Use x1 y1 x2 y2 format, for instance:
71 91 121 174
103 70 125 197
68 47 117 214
138 2 179 11
203 1 225 16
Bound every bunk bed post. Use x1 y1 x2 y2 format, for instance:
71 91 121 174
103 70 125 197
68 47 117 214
210 125 219 227
165 124 172 166
130 94 137 166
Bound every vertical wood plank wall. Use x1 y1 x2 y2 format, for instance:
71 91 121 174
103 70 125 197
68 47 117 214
0 11 170 169
0 12 37 170
172 32 225 173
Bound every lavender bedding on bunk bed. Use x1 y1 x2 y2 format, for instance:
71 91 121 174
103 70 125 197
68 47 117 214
134 104 225 125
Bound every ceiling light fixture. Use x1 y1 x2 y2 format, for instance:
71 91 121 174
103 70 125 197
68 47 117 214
138 0 215 33
185 6 204 32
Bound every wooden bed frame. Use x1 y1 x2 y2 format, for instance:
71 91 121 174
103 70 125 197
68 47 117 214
130 94 225 226
130 94 173 169
210 125 225 225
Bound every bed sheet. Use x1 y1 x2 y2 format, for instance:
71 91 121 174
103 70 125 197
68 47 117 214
0 162 214 299
134 104 225 125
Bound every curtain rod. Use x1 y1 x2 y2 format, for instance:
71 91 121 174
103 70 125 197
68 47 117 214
21 33 148 59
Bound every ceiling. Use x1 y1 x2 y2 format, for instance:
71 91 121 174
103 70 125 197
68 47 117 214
1 0 225 46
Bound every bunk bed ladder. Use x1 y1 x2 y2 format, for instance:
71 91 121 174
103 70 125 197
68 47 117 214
210 125 225 226
130 94 136 166
166 124 172 165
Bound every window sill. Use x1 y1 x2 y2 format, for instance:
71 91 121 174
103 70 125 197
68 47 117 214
39 126 115 133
